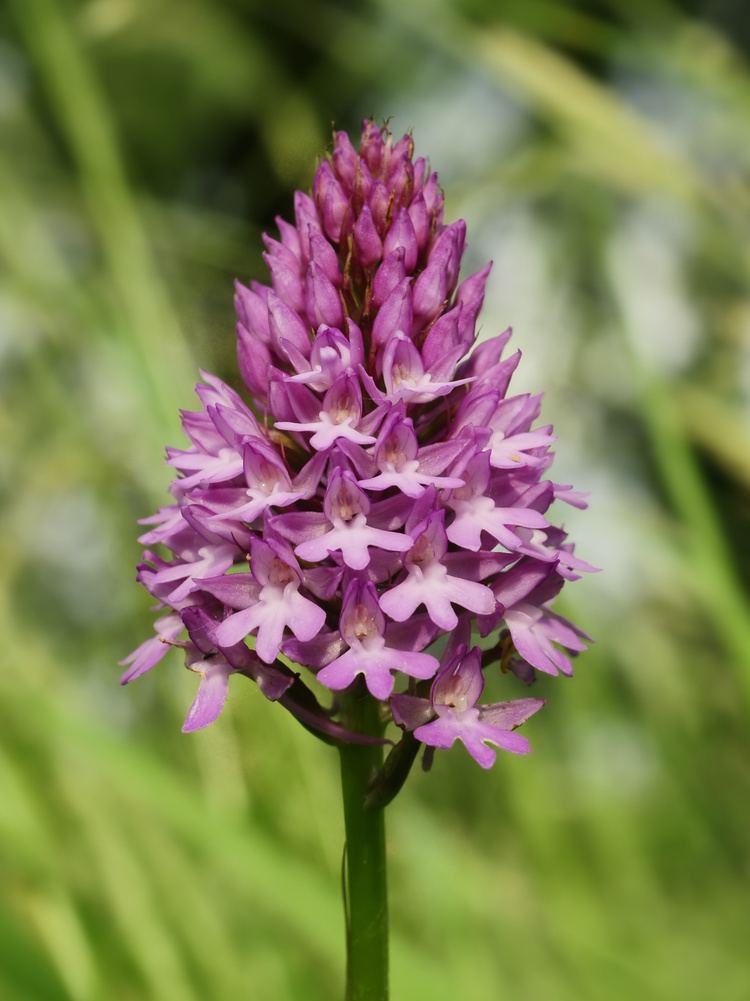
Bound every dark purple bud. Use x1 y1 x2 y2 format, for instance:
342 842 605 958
354 205 383 269
430 220 466 290
369 181 391 234
413 234 461 324
346 318 365 367
263 252 305 314
372 278 413 347
314 160 349 243
262 233 299 272
458 328 513 380
455 270 489 317
324 184 351 243
384 207 418 272
421 306 462 371
309 232 342 287
237 322 271 400
386 155 413 205
422 171 444 226
360 119 385 174
413 269 449 328
372 249 405 308
391 133 415 161
408 193 430 252
293 191 321 260
275 215 301 259
455 262 492 344
268 367 297 422
234 281 270 342
305 261 344 329
412 157 427 192
267 290 311 358
354 157 374 205
332 131 358 191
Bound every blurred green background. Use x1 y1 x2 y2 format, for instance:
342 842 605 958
2 0 750 998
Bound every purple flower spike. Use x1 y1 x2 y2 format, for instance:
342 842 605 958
124 119 593 764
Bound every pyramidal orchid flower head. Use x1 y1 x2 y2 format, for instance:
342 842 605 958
123 119 595 766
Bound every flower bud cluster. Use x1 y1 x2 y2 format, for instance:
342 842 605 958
122 120 594 767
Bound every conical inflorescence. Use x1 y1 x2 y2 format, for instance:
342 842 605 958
122 120 595 768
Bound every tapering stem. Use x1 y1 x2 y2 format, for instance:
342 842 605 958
338 682 389 1001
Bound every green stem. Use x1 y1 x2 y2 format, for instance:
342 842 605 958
338 682 389 1001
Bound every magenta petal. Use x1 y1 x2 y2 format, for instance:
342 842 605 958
415 706 532 768
476 725 531 757
318 640 433 701
492 560 553 611
119 613 183 684
318 648 394 697
505 607 573 676
480 697 545 729
414 713 462 751
294 531 340 564
253 603 288 663
283 630 346 668
196 572 258 610
215 605 264 647
286 590 327 642
397 649 439 680
445 515 483 551
182 658 233 732
442 575 496 616
391 693 433 730
272 511 329 545
378 574 426 624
